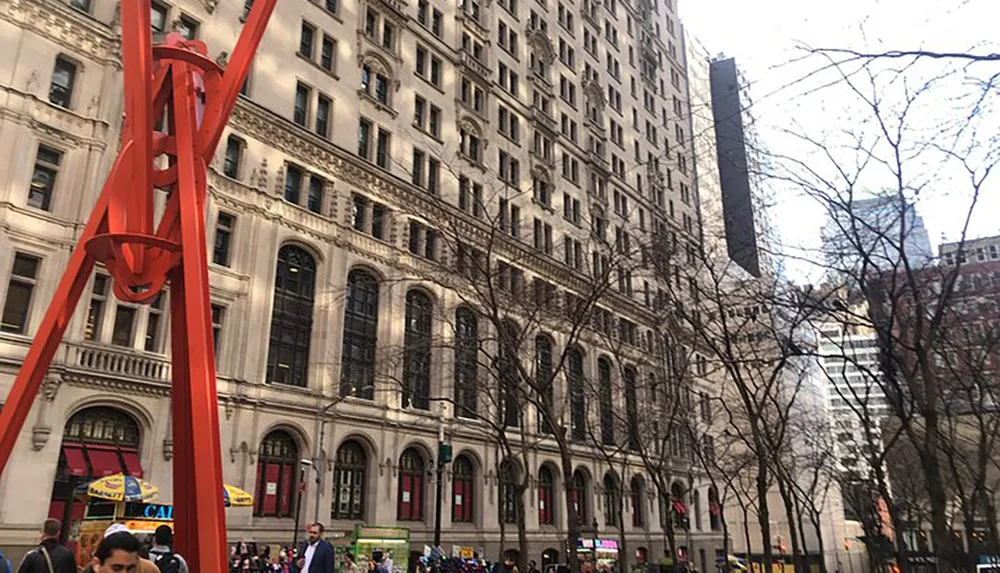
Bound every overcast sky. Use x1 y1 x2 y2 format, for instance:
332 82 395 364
679 0 1000 281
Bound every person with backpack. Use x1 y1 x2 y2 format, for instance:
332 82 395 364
148 525 189 573
16 518 76 573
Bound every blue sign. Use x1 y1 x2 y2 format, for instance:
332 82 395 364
123 502 174 521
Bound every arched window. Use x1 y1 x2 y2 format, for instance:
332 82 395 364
598 358 614 445
568 347 586 441
403 290 433 410
341 269 378 399
535 335 553 434
452 455 474 523
570 469 588 525
397 448 425 521
499 320 521 428
709 486 721 531
603 473 620 527
454 308 479 417
49 407 142 542
631 476 645 528
255 430 299 517
331 440 366 521
671 482 687 529
266 246 316 386
499 461 520 524
624 367 639 450
538 466 555 525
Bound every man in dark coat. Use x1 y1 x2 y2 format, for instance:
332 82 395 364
17 519 77 573
294 523 335 573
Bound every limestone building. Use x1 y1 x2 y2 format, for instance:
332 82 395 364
0 0 724 566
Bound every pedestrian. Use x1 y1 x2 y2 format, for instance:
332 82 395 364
344 552 360 573
16 518 76 573
85 530 160 573
149 524 189 573
527 561 539 573
294 522 335 573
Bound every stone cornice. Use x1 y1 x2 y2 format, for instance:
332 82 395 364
0 0 121 67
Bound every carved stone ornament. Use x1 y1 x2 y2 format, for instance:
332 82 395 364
215 51 229 68
41 374 63 402
201 0 219 13
223 399 234 420
273 164 285 196
527 30 556 65
31 426 51 451
162 438 174 461
254 158 269 191
25 70 39 93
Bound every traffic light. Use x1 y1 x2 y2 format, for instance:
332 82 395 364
439 442 453 464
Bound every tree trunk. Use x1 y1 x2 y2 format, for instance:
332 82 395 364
776 476 802 573
755 454 775 573
517 481 529 573
809 509 828 573
559 448 582 573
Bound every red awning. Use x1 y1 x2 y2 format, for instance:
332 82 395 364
672 500 688 514
62 444 88 477
87 446 122 477
120 450 143 478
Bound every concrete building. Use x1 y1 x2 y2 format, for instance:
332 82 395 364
0 0 726 566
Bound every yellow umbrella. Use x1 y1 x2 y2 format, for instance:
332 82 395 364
83 474 159 502
223 484 253 507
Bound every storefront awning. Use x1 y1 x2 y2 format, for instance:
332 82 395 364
121 450 143 478
62 444 89 477
87 446 122 477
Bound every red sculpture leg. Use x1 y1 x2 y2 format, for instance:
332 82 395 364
169 60 226 572
0 1 276 569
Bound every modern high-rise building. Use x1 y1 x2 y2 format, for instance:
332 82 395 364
821 195 934 276
0 0 726 565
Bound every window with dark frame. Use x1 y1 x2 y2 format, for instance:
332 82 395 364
29 145 61 211
49 57 77 108
538 466 554 525
223 135 243 179
265 246 316 387
254 430 299 517
331 440 366 520
84 274 109 341
1 253 40 334
402 290 433 410
340 269 379 399
213 212 235 266
454 307 479 417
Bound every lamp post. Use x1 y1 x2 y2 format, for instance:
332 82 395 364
313 399 341 523
294 458 313 549
434 417 453 548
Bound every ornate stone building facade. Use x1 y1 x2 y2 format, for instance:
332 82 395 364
0 0 725 566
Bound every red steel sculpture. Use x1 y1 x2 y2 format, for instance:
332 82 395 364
0 0 276 568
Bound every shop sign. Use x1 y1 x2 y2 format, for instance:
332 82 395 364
123 503 174 521
578 539 619 551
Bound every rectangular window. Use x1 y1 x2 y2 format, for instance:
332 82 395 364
412 149 425 187
211 304 225 356
299 21 315 58
49 57 77 108
1 254 40 334
429 106 441 138
150 1 168 31
177 14 199 39
284 164 303 204
28 145 61 211
144 292 165 352
320 36 336 71
69 0 91 11
111 305 137 347
427 158 440 194
294 83 310 126
315 94 331 138
358 119 372 159
223 135 243 179
84 273 109 341
308 176 324 214
213 212 235 266
376 128 391 169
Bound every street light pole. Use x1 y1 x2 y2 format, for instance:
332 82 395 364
314 399 340 523
434 410 453 548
